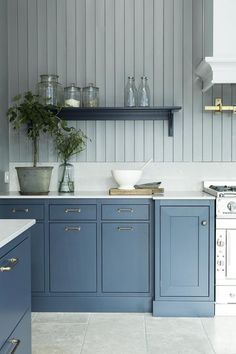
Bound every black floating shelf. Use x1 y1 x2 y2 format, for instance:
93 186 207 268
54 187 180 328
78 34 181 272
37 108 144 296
57 106 182 137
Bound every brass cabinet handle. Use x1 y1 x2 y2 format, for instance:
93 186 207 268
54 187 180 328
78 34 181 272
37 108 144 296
12 208 29 213
117 208 134 213
117 227 134 231
0 258 19 272
201 220 207 226
8 339 21 353
65 208 81 213
65 226 81 232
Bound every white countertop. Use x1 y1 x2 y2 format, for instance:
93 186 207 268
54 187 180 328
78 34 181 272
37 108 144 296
0 191 215 199
0 219 36 249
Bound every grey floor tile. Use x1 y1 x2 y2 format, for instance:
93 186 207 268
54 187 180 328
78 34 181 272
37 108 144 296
146 317 215 354
31 312 38 322
33 312 90 324
202 317 236 354
32 322 86 354
81 313 147 354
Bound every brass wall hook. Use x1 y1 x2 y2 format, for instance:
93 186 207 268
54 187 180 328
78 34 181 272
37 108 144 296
205 98 236 114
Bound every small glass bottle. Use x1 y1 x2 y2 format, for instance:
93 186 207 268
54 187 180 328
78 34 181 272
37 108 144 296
137 76 151 107
64 83 81 107
58 162 74 193
124 76 137 107
82 83 99 107
36 74 64 106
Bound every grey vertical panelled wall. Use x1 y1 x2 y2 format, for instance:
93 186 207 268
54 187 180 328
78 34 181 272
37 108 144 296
7 0 236 163
0 0 9 191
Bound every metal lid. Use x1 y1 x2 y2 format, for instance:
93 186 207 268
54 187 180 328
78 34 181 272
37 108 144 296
40 74 59 83
64 83 81 92
141 76 148 80
83 83 99 91
128 76 135 80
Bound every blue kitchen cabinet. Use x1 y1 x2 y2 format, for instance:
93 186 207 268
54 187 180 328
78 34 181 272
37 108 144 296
102 223 150 293
49 223 97 292
153 200 215 317
0 230 31 353
31 223 44 293
0 203 45 293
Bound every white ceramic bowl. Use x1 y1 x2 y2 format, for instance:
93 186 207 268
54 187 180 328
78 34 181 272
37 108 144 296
111 169 142 190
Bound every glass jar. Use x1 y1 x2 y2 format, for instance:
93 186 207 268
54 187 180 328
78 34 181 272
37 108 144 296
124 76 137 107
137 76 151 107
36 74 64 106
82 83 99 107
58 162 74 193
64 83 81 107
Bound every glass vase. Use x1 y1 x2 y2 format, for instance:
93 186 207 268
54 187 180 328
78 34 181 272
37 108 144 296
137 76 151 107
58 162 74 193
124 76 137 107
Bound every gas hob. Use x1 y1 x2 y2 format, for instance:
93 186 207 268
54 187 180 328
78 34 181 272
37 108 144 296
203 181 236 198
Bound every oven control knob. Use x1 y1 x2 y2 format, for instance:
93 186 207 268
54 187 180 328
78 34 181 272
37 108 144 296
217 240 224 247
227 201 236 211
217 260 224 266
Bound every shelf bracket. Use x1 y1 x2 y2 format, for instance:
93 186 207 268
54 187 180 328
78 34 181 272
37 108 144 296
168 111 174 137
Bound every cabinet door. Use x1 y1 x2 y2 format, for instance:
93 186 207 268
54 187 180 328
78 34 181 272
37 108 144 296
102 223 150 293
1 310 31 354
50 223 97 292
31 223 44 292
0 238 30 350
160 206 209 297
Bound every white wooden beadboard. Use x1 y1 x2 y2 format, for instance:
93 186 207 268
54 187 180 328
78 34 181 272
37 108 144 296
7 0 236 163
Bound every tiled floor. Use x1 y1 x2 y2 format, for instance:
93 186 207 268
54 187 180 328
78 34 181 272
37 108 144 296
32 313 235 354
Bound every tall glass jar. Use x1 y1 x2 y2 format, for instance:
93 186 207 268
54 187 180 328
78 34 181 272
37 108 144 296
137 76 151 107
64 83 81 107
58 162 74 193
82 83 99 107
36 74 64 106
124 76 137 107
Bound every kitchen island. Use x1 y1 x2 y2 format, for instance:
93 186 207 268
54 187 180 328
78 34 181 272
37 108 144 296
0 219 35 353
0 192 215 317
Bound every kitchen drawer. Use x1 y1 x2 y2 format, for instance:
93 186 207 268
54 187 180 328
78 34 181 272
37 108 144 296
50 204 97 221
0 310 31 354
0 238 31 350
0 204 44 220
216 286 236 304
102 204 149 220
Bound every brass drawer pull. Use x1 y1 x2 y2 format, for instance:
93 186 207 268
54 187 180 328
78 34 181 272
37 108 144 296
117 227 134 231
0 258 19 272
65 226 81 232
117 208 134 213
12 208 29 213
8 338 21 353
65 208 81 213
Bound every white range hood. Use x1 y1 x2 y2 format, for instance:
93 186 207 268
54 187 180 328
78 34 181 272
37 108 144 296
196 0 236 92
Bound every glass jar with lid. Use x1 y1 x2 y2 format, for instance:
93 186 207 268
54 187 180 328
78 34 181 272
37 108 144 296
64 83 81 107
82 83 99 107
36 74 64 106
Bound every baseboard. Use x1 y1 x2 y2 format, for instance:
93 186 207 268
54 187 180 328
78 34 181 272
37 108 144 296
32 296 152 313
153 300 215 317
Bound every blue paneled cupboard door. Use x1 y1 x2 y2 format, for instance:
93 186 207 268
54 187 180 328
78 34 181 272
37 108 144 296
160 206 209 297
102 223 150 293
50 223 97 292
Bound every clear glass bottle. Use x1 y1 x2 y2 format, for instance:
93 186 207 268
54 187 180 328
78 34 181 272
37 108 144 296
64 83 81 107
36 74 64 106
58 162 74 193
137 76 151 107
124 76 137 107
82 83 99 107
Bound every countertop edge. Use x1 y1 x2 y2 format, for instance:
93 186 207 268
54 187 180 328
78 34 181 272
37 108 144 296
0 219 36 249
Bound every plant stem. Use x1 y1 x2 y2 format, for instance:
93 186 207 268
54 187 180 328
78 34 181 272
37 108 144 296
33 138 38 167
61 160 67 183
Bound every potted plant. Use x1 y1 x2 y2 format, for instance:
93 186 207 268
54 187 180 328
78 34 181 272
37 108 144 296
7 91 66 194
54 127 87 193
